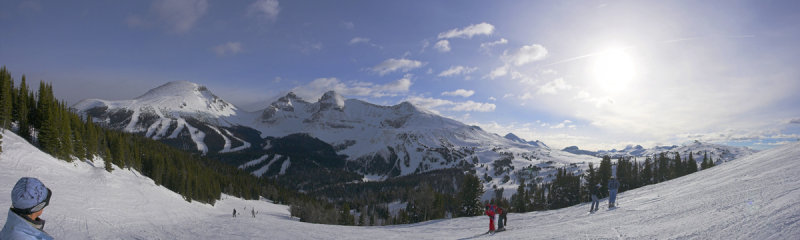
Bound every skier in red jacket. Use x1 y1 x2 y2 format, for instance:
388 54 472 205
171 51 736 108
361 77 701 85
485 204 496 233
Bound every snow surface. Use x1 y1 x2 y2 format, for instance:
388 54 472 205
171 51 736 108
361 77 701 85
2 130 799 239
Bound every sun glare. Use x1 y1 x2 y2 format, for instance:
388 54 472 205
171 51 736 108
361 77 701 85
592 48 635 92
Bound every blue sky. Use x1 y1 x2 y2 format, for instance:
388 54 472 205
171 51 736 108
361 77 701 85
1 0 799 151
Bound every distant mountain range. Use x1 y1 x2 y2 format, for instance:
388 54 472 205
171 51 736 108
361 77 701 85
73 81 594 195
563 141 757 164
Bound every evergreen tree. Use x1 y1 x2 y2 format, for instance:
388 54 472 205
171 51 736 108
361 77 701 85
511 180 527 212
686 152 698 174
14 75 31 140
701 152 710 169
598 156 612 193
642 157 653 185
456 174 484 217
0 67 12 129
672 152 683 178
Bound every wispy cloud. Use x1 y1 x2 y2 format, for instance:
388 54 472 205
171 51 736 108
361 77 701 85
341 21 355 30
213 42 243 56
152 0 208 33
349 37 370 45
480 38 508 50
537 78 572 95
371 58 424 76
292 75 412 101
438 66 477 77
790 118 800 124
247 0 280 23
406 96 495 112
487 65 509 79
434 40 451 52
438 22 495 39
441 89 475 98
502 44 548 66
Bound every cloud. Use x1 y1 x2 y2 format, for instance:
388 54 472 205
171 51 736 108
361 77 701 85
551 120 574 129
537 78 572 95
213 42 243 56
441 89 475 98
487 65 509 79
341 21 355 30
247 0 280 23
371 58 424 76
502 44 548 66
480 38 508 49
152 0 208 33
434 40 451 52
438 66 477 77
438 22 495 39
406 96 495 112
292 76 412 101
293 41 322 54
791 118 800 124
451 101 496 112
349 37 370 45
489 97 497 101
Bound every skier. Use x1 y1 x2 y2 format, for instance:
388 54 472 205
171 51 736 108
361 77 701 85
233 209 237 218
484 204 496 233
0 177 55 240
251 208 256 218
496 206 507 231
608 176 620 208
590 183 601 213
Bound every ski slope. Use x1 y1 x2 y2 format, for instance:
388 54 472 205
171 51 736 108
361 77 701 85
1 130 798 239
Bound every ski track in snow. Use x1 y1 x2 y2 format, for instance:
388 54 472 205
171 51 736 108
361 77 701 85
208 125 232 152
2 130 799 239
223 129 251 152
251 154 282 177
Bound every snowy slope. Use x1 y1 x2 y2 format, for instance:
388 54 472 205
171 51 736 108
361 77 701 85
2 130 798 239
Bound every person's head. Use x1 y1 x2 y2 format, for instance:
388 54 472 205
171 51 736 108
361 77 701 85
11 177 52 219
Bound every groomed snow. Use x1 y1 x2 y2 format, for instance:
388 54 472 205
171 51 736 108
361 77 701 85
2 131 799 239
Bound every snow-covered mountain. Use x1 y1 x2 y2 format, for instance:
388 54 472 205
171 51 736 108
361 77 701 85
73 81 597 194
504 133 549 149
564 141 756 164
73 81 247 154
3 130 798 239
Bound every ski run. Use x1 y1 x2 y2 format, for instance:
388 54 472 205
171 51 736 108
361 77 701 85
1 131 798 239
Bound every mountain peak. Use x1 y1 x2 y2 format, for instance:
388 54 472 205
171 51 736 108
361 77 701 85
318 91 345 110
504 133 525 143
137 81 203 99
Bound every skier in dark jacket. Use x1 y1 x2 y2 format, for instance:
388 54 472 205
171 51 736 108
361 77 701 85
496 206 507 231
233 209 237 218
608 176 620 208
590 183 601 212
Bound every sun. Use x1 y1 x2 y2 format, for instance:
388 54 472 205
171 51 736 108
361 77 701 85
592 48 635 92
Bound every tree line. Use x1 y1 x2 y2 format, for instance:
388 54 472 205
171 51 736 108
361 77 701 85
509 152 715 213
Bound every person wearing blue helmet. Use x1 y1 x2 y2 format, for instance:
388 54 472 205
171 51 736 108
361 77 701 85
0 177 54 240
